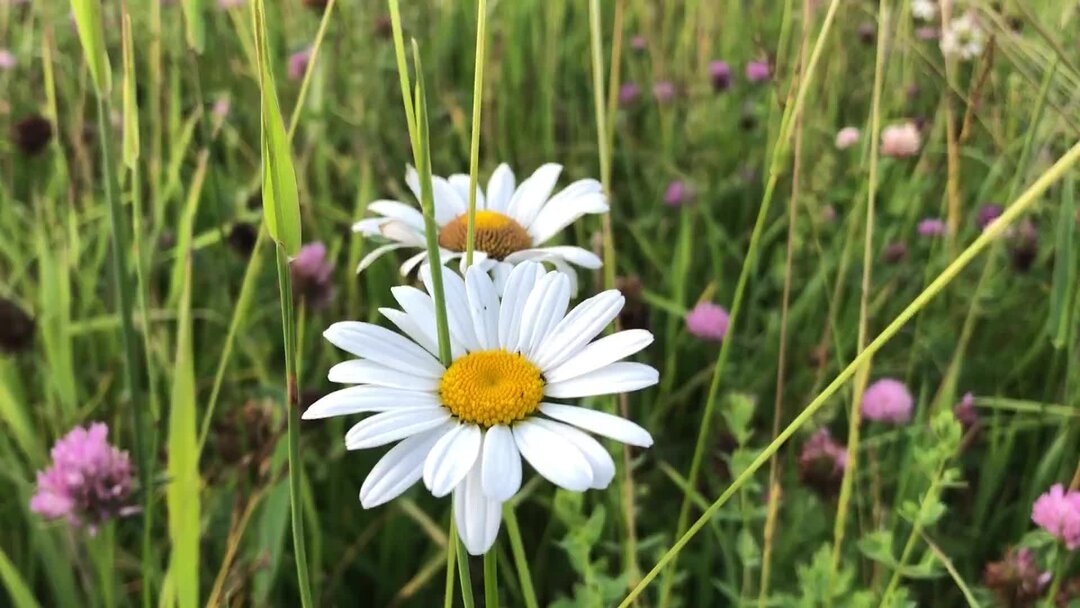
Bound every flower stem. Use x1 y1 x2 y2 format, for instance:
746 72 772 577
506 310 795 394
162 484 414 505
444 515 458 608
484 550 499 608
464 0 488 267
503 504 539 608
880 465 945 605
1042 545 1072 608
457 537 476 608
274 245 314 608
620 140 1080 607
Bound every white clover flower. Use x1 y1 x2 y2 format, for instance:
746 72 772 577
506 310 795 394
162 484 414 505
911 0 937 22
354 163 608 292
941 13 985 60
304 262 657 555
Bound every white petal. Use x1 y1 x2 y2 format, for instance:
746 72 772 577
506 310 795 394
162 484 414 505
448 174 486 210
379 220 427 247
465 266 501 350
491 261 514 294
544 362 658 399
357 243 409 273
360 425 450 508
481 425 521 501
423 423 482 497
345 409 453 450
454 461 503 555
421 265 480 353
518 272 570 357
302 386 440 419
532 419 614 489
512 419 593 491
431 176 468 223
380 307 440 359
368 199 425 231
506 163 562 228
352 218 387 235
539 402 653 447
530 290 623 370
327 360 441 391
399 250 430 277
392 285 465 359
543 330 654 383
485 163 516 213
497 262 545 350
324 322 445 377
528 192 608 245
504 246 602 269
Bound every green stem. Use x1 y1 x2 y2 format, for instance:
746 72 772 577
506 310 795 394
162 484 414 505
484 550 499 608
464 0 488 267
457 538 476 608
880 467 944 605
96 93 150 608
620 141 1080 608
503 504 539 608
1041 545 1072 608
274 246 314 608
444 515 458 608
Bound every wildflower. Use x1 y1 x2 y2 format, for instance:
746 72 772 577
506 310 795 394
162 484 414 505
630 35 647 52
212 96 231 121
917 217 947 237
976 204 1003 231
915 26 940 41
0 49 15 70
983 548 1051 606
941 13 985 60
291 242 336 310
861 378 913 424
883 241 907 263
616 275 649 331
0 298 35 353
953 392 978 429
287 46 312 81
911 0 936 21
858 22 876 45
12 114 53 156
618 83 641 107
227 222 258 257
1032 484 1080 549
798 428 847 495
663 181 692 207
30 423 135 532
652 81 676 104
835 126 860 150
354 163 607 292
686 301 729 342
880 122 921 157
1010 220 1038 272
745 60 770 83
709 60 731 92
304 262 657 555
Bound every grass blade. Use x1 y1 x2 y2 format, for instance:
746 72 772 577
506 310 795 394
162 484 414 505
0 545 41 608
68 0 111 95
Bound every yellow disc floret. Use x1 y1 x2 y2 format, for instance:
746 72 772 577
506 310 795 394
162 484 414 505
437 210 532 260
439 350 544 427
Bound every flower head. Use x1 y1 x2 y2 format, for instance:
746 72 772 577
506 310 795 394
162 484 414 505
291 242 336 310
12 114 53 156
917 217 947 237
835 126 860 150
976 204 1003 231
709 60 732 91
0 298 34 354
911 0 936 21
745 60 770 83
953 391 978 429
1031 484 1080 549
354 163 607 292
663 181 692 207
31 423 135 531
686 301 729 342
881 122 921 157
630 35 647 52
861 378 913 424
287 46 312 81
858 22 876 45
305 262 656 555
798 428 847 495
618 83 641 106
941 13 985 60
883 241 908 263
0 49 15 70
983 547 1051 606
652 81 676 104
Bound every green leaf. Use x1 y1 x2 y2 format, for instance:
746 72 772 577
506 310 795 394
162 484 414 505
254 0 302 256
0 544 41 608
722 392 756 446
69 0 111 95
166 266 200 608
181 0 207 53
1048 172 1076 348
120 14 139 168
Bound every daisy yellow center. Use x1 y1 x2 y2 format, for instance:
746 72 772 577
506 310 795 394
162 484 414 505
439 350 544 427
437 210 532 260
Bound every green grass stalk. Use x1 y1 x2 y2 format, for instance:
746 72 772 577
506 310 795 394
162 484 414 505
484 550 499 608
464 0 488 267
504 504 540 608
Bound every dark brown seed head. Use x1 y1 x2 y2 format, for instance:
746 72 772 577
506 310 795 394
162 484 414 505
12 114 53 156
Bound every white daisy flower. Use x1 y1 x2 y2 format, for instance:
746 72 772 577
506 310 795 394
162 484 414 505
940 13 985 61
303 262 657 555
911 0 936 22
353 163 608 292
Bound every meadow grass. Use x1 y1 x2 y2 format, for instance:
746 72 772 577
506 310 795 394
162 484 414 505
1 0 1079 606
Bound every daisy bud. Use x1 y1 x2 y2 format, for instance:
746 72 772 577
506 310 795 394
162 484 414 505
0 298 35 354
880 122 921 158
1031 484 1080 550
31 423 135 533
745 60 770 83
708 60 731 92
12 113 53 156
291 242 336 310
686 301 729 342
834 126 860 150
861 378 913 424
